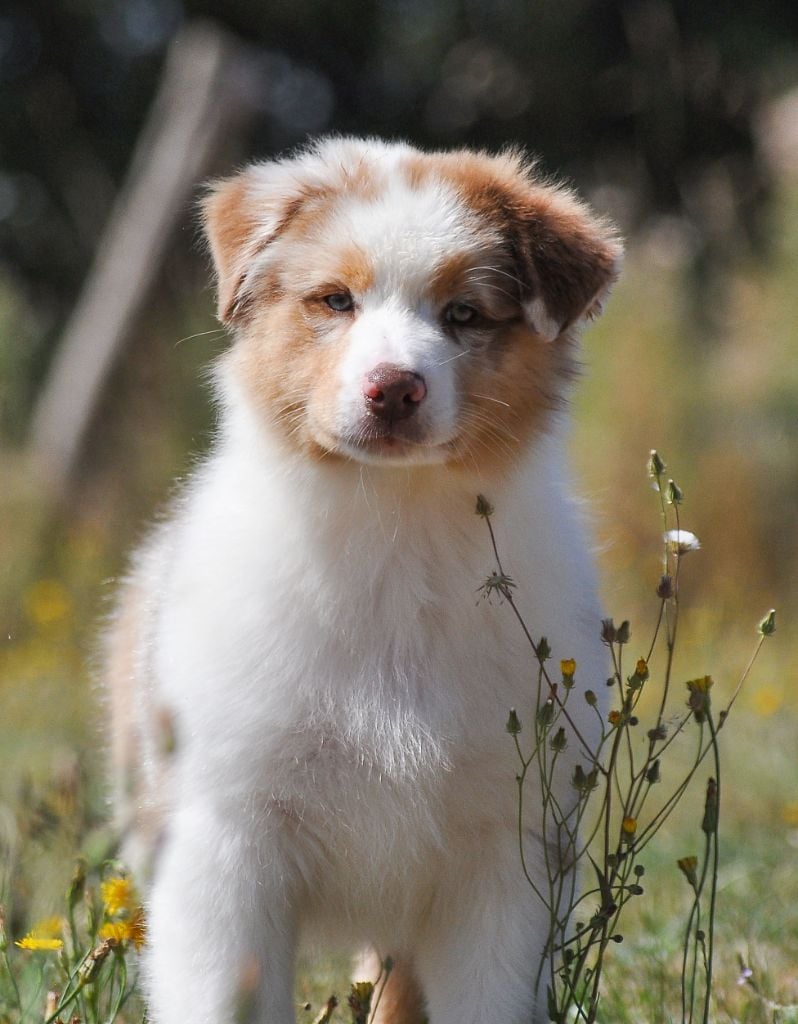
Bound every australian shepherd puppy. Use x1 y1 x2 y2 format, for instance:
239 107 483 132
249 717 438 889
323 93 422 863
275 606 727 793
107 137 621 1024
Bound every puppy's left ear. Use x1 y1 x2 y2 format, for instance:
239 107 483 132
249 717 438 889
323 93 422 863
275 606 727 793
511 186 623 342
201 161 312 324
202 170 271 324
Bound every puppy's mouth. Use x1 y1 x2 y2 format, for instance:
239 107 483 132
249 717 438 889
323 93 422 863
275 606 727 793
330 419 452 465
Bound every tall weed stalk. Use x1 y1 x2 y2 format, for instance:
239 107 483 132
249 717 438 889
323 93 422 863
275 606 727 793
478 451 774 1024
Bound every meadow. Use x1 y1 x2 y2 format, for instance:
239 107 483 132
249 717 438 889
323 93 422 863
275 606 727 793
1 180 797 1021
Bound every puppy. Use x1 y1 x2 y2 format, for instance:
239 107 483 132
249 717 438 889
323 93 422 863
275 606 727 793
107 137 621 1024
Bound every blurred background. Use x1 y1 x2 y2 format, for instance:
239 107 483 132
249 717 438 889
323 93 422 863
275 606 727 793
1 0 797 1013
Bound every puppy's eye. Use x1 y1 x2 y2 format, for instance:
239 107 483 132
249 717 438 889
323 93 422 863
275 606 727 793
324 292 354 313
445 302 478 325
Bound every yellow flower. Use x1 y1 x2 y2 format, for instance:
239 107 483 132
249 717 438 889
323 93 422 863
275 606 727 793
23 579 72 627
15 916 64 951
101 876 136 917
100 908 146 950
635 658 648 677
560 658 577 678
608 710 621 725
621 816 637 836
781 801 798 828
749 685 782 718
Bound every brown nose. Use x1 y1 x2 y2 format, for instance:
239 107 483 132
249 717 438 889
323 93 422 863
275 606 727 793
363 364 427 421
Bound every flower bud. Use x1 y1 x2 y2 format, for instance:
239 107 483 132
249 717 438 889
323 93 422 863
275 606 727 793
656 574 674 599
666 478 683 505
646 759 661 784
758 609 776 637
571 764 586 791
616 620 631 644
627 658 648 690
584 689 597 707
536 636 552 660
686 675 713 722
677 855 698 889
648 450 666 479
475 494 494 518
550 727 567 752
536 700 555 729
601 619 616 644
506 708 522 735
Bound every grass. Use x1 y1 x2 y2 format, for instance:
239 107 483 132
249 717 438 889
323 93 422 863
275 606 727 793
2 184 798 1020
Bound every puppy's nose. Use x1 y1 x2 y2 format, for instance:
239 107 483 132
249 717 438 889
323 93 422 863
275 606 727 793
363 364 427 421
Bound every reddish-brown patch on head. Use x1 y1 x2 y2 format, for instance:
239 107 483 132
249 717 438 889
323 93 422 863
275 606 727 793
402 147 622 341
225 295 348 463
301 242 376 301
447 319 578 476
202 149 385 326
428 250 521 324
202 175 266 323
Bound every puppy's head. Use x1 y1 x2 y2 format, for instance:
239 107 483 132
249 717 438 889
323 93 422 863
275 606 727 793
203 138 621 471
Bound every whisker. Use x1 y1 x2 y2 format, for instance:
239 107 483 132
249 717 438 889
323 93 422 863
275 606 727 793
174 328 226 348
469 393 511 408
435 348 473 367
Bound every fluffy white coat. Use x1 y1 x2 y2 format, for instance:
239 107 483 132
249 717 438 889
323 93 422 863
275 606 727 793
108 137 620 1024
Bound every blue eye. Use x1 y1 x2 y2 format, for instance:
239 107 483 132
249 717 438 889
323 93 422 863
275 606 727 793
324 292 354 312
445 302 477 325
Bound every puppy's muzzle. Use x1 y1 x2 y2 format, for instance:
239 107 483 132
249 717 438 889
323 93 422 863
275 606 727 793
363 364 427 422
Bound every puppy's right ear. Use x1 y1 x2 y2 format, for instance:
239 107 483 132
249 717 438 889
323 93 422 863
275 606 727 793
201 165 307 324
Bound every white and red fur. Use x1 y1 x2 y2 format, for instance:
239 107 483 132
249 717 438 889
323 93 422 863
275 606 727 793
107 137 621 1024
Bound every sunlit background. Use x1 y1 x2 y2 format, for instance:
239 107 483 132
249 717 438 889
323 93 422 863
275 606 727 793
1 1 797 1018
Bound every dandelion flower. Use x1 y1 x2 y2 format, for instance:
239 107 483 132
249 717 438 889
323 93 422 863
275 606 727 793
608 710 621 725
664 529 701 555
621 817 637 837
15 917 64 951
100 908 146 950
560 658 577 678
101 876 136 917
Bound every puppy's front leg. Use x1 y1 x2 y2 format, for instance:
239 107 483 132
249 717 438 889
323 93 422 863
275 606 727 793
415 832 550 1024
145 800 297 1024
